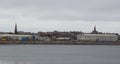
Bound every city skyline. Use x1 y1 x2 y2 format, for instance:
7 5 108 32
0 23 119 35
0 0 120 33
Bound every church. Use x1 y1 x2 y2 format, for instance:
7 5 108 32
77 26 118 42
0 24 38 42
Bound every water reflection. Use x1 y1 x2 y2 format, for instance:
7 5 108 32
0 61 31 64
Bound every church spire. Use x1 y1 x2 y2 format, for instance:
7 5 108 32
91 25 98 34
15 24 18 34
93 25 96 32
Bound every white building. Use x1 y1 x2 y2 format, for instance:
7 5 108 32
56 37 71 41
77 34 118 42
0 34 34 41
39 37 51 41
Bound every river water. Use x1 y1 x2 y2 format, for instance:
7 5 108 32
0 45 120 64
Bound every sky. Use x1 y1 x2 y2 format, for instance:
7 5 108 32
0 0 120 33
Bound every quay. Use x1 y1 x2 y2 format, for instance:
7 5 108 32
0 40 120 45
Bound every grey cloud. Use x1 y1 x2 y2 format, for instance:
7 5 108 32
0 0 120 21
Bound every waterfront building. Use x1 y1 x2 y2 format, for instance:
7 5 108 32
77 34 118 42
55 37 71 41
0 34 42 42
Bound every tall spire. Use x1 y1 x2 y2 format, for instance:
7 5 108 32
15 24 18 34
91 25 98 34
94 25 96 32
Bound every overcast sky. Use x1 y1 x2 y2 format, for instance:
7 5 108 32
0 0 120 33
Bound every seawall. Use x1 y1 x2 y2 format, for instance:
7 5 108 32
0 41 120 45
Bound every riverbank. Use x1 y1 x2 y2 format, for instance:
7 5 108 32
0 41 120 45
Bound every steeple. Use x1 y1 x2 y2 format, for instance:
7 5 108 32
91 25 98 34
93 26 96 32
14 24 18 34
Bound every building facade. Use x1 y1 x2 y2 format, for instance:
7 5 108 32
0 34 38 41
77 34 118 42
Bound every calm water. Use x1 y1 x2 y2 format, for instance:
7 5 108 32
0 45 120 64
